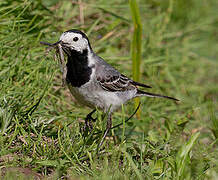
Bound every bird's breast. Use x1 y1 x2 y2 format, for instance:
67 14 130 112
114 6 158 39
66 49 92 87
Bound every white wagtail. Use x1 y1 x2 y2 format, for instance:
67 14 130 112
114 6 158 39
41 29 178 146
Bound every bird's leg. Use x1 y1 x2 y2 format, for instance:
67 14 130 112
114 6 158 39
98 114 112 149
84 109 96 131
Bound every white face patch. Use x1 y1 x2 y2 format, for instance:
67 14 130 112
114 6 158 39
59 32 89 52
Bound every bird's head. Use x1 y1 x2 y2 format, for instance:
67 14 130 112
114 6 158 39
59 29 92 55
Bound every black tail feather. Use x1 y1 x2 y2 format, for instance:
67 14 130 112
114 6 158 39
131 81 152 88
137 89 179 101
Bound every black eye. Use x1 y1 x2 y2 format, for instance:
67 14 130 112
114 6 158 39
73 37 79 42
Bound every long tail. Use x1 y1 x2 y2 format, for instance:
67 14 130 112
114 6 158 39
137 89 179 101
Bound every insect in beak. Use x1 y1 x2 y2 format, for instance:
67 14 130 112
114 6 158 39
40 40 67 87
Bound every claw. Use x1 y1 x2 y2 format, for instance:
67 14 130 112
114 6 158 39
84 109 97 133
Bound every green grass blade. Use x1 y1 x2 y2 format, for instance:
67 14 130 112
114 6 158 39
129 0 142 118
208 101 218 139
176 132 200 179
122 149 143 180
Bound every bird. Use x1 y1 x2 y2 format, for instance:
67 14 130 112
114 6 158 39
43 29 178 147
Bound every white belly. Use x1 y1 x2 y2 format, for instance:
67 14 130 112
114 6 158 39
67 81 137 112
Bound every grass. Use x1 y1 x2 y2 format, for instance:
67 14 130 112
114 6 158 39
129 0 142 117
0 0 218 179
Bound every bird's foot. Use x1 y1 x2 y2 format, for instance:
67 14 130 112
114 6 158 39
97 114 112 151
82 109 97 135
84 116 96 132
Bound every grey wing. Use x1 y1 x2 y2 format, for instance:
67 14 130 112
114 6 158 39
97 73 134 92
95 59 151 92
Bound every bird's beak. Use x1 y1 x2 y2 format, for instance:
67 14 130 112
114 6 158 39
52 40 61 46
40 40 61 47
